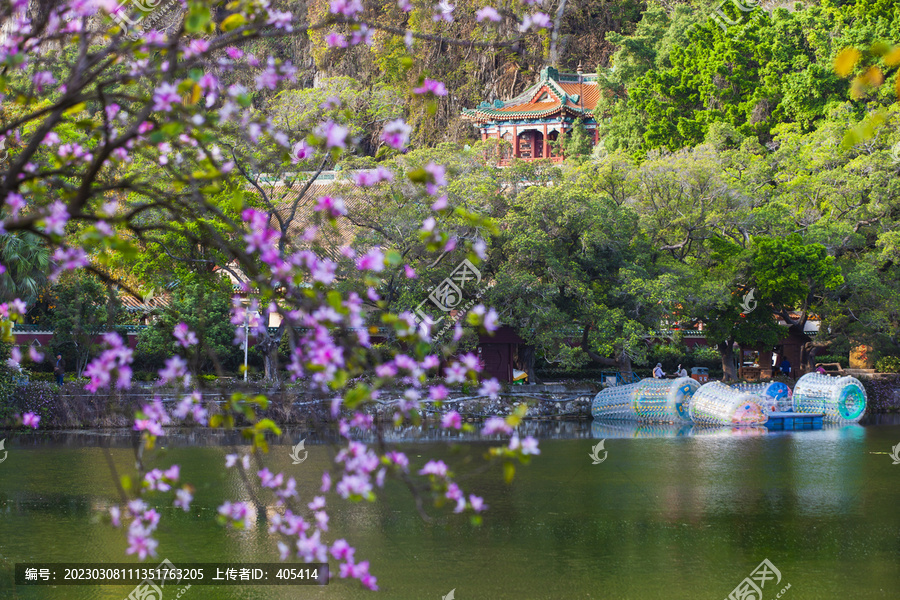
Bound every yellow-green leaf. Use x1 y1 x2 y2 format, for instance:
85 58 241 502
221 13 245 31
834 47 861 77
884 46 900 66
503 461 516 483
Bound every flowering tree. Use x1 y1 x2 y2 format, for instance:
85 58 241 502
0 0 550 590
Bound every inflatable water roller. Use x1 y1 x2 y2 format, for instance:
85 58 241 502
689 382 769 426
591 377 699 422
791 372 867 423
732 381 792 412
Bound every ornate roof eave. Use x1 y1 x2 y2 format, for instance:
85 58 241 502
462 105 595 124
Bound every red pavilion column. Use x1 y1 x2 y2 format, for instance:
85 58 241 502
543 123 549 158
512 124 519 158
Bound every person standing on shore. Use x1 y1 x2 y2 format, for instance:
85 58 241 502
54 354 65 385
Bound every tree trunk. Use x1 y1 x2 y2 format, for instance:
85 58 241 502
520 344 540 384
718 340 738 382
257 321 286 386
616 352 633 381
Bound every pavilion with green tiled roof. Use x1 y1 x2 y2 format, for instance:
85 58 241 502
462 66 600 164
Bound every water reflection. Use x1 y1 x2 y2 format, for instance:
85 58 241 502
0 414 891 450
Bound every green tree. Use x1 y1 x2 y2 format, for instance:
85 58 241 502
48 272 124 377
0 232 50 305
135 276 242 375
485 178 662 380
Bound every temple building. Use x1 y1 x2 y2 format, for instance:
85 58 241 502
462 66 600 164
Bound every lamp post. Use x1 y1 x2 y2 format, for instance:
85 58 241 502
243 311 249 382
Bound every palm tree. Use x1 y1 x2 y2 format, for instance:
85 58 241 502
0 232 50 304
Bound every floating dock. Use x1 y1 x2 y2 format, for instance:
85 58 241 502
765 412 824 430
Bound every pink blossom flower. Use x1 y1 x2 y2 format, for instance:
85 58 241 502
479 378 501 400
431 195 449 210
413 79 448 96
356 247 385 272
419 459 449 477
520 436 540 455
5 192 25 217
28 346 44 363
353 167 394 186
350 25 374 46
152 82 181 112
429 384 449 401
134 419 164 437
315 195 347 217
520 11 551 32
32 70 55 93
424 162 447 194
185 38 209 57
174 487 193 512
330 0 363 16
158 355 189 386
469 494 487 512
441 410 462 429
268 10 293 30
476 6 501 21
387 451 409 470
291 140 314 162
50 247 89 281
22 411 40 428
126 530 158 560
173 322 198 348
482 416 512 436
42 201 69 235
433 0 454 22
318 121 349 149
444 362 467 384
382 118 411 150
331 539 355 562
325 31 348 48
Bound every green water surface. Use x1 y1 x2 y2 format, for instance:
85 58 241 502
1 421 898 599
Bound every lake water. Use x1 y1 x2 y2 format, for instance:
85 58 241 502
1 417 899 599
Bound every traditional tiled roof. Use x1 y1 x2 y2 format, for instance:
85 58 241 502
462 66 600 124
120 292 171 312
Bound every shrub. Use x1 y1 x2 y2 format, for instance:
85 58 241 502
876 356 900 373
815 354 847 366
9 381 57 424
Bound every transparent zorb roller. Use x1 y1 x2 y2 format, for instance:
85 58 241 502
791 373 867 423
732 381 792 412
591 377 699 422
689 382 769 426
